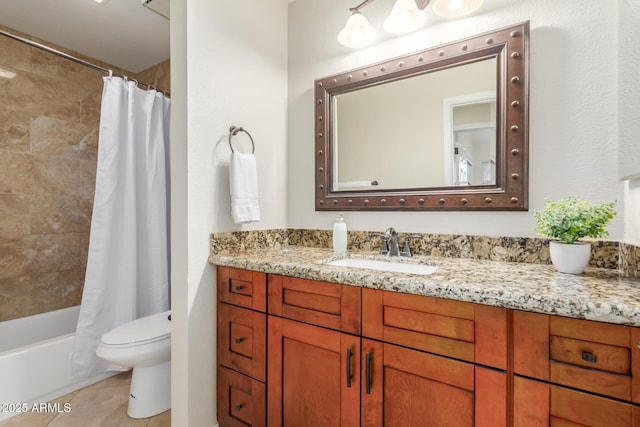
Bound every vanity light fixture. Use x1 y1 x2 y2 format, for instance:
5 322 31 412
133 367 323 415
338 0 483 48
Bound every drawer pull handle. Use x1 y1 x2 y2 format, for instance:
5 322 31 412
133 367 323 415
235 285 245 291
234 404 243 412
581 351 597 363
365 351 372 395
235 337 244 344
346 347 353 388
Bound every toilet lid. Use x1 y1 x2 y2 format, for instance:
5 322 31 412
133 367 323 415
101 310 171 346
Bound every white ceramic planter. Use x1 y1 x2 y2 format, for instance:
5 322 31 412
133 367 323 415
549 241 591 274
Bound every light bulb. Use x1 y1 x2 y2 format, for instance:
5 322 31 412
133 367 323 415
432 0 483 18
449 0 463 11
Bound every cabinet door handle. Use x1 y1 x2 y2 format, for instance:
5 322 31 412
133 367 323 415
234 404 243 412
365 351 371 395
346 347 353 388
581 351 597 363
235 337 244 344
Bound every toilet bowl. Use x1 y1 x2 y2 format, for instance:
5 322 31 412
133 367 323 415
96 310 171 418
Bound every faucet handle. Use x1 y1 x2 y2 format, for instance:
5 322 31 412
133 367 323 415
400 235 421 257
368 233 389 255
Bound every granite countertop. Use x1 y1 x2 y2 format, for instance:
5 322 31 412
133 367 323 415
209 245 640 327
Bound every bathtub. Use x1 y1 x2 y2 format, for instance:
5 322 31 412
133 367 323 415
0 306 117 422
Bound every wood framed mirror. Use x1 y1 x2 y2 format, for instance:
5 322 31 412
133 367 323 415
315 22 529 211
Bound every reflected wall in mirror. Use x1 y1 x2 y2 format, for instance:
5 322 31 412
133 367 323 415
334 58 496 191
445 92 497 186
315 22 529 211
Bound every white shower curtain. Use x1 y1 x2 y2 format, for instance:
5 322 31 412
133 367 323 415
72 77 171 378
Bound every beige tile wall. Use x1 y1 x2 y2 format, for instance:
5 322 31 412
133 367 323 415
137 59 171 94
0 26 170 322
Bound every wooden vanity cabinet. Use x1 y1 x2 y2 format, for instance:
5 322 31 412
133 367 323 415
361 289 508 427
217 267 268 427
512 310 640 426
218 266 640 426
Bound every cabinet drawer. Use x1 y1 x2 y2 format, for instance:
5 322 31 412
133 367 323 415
267 275 361 335
514 311 640 402
218 304 266 381
217 366 266 427
514 376 640 427
362 289 507 367
217 266 267 312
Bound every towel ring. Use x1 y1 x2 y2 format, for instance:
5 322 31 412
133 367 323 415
228 126 255 154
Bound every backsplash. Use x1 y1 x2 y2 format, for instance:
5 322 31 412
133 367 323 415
210 228 289 253
621 242 640 279
211 229 637 276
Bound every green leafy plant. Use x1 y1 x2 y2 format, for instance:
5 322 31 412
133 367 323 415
533 197 617 244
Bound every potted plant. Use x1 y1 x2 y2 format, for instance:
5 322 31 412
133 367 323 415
533 197 616 274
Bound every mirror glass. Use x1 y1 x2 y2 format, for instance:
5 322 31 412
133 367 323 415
333 58 496 191
315 22 529 211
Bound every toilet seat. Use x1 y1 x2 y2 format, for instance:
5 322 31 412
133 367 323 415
100 310 171 347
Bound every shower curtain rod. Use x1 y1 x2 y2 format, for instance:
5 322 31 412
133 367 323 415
0 28 169 96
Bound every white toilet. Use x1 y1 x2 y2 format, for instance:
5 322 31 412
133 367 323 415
96 310 171 418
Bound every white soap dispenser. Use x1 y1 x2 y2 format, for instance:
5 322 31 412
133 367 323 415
332 214 347 256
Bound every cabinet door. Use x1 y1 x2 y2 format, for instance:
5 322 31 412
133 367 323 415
361 339 504 427
514 376 640 427
267 316 360 427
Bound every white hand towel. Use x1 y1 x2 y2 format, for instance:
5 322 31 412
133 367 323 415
230 152 261 224
337 180 376 188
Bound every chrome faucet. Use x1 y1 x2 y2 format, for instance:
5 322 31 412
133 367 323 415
370 227 400 257
384 228 400 257
370 228 419 257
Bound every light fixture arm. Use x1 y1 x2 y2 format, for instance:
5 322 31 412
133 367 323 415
348 0 376 13
349 0 431 13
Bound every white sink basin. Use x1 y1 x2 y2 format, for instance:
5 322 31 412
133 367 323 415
326 258 438 276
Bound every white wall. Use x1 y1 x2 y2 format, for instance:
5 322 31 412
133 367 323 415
288 0 626 238
620 0 640 244
169 0 188 424
336 59 495 189
626 181 640 244
171 0 288 425
618 0 640 183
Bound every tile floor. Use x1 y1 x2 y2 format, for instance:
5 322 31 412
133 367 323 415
0 372 170 427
